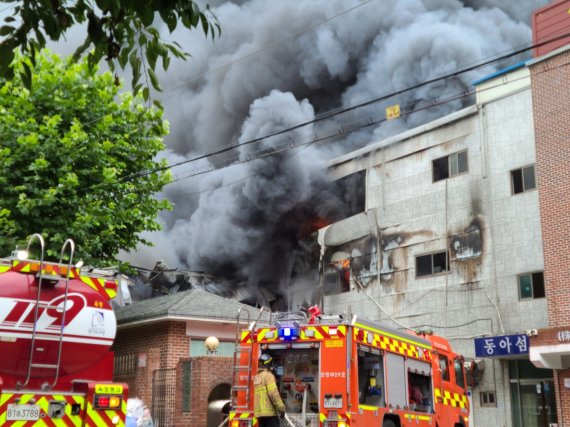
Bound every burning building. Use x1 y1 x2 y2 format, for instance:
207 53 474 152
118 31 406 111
119 0 548 312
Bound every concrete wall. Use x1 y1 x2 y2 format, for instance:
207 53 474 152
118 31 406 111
319 82 548 426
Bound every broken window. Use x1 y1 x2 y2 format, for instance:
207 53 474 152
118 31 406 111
511 165 536 194
450 228 482 260
432 150 468 182
332 170 366 218
323 259 351 295
518 272 545 300
416 251 449 277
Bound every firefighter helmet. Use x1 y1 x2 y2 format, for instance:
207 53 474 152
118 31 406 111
259 353 273 367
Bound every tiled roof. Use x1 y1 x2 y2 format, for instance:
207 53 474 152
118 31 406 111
115 287 269 325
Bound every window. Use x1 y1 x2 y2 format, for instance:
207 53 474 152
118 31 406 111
190 340 235 356
439 355 450 382
511 165 536 194
332 170 366 218
518 272 545 300
357 347 384 407
182 361 192 412
113 353 136 376
480 391 496 407
416 251 449 277
323 258 351 295
433 150 468 182
454 358 465 388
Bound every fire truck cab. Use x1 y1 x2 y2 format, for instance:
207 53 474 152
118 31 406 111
229 307 469 427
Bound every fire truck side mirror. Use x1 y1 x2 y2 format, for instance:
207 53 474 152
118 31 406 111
464 359 485 388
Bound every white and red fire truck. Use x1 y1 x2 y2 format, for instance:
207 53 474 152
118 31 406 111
0 234 128 426
229 306 469 427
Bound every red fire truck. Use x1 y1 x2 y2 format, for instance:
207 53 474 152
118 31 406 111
0 234 128 426
229 306 469 427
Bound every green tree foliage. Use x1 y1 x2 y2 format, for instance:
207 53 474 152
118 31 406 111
0 0 220 95
0 51 173 265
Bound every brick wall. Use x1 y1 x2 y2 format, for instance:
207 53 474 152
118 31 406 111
530 47 570 426
530 48 570 326
175 356 233 427
112 321 190 405
112 320 233 427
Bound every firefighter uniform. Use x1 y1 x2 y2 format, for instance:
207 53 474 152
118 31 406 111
254 368 285 426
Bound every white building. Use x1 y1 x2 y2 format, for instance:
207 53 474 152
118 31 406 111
316 62 556 426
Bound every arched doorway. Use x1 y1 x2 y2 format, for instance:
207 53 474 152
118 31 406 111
207 383 231 427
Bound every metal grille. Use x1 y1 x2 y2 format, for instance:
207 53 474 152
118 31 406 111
152 368 177 427
114 353 136 376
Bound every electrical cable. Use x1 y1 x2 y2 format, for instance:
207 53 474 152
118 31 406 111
4 55 565 206
352 272 411 330
122 31 570 184
154 53 555 196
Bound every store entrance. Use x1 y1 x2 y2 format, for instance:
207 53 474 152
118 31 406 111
519 380 555 427
510 360 557 427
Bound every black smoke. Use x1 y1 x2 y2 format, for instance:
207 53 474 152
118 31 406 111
118 0 547 305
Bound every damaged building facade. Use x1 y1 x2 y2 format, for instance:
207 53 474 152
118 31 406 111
314 58 556 426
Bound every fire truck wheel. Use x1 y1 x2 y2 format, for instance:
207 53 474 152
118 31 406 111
382 420 397 427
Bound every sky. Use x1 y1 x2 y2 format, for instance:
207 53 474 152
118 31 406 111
0 0 551 302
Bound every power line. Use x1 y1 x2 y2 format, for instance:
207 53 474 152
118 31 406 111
154 56 562 198
123 40 534 183
140 30 570 183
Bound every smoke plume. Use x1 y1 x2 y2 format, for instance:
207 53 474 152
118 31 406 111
119 0 548 304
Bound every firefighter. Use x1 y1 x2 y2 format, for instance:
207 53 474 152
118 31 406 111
254 353 286 427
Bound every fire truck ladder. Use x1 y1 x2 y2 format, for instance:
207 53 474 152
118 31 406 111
20 236 76 390
231 306 269 410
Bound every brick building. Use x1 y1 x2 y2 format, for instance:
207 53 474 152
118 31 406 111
111 288 267 427
527 43 570 426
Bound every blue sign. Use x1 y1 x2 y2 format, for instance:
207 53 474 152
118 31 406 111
474 334 529 358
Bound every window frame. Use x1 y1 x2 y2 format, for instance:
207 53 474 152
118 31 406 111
518 271 545 300
439 355 450 382
415 251 450 278
510 164 537 195
454 358 465 388
480 391 497 408
432 150 469 182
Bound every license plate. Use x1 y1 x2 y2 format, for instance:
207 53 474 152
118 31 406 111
323 397 342 408
7 404 41 421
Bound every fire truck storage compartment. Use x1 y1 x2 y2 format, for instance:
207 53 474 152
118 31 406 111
407 358 433 412
357 345 385 407
266 346 320 414
385 352 407 409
